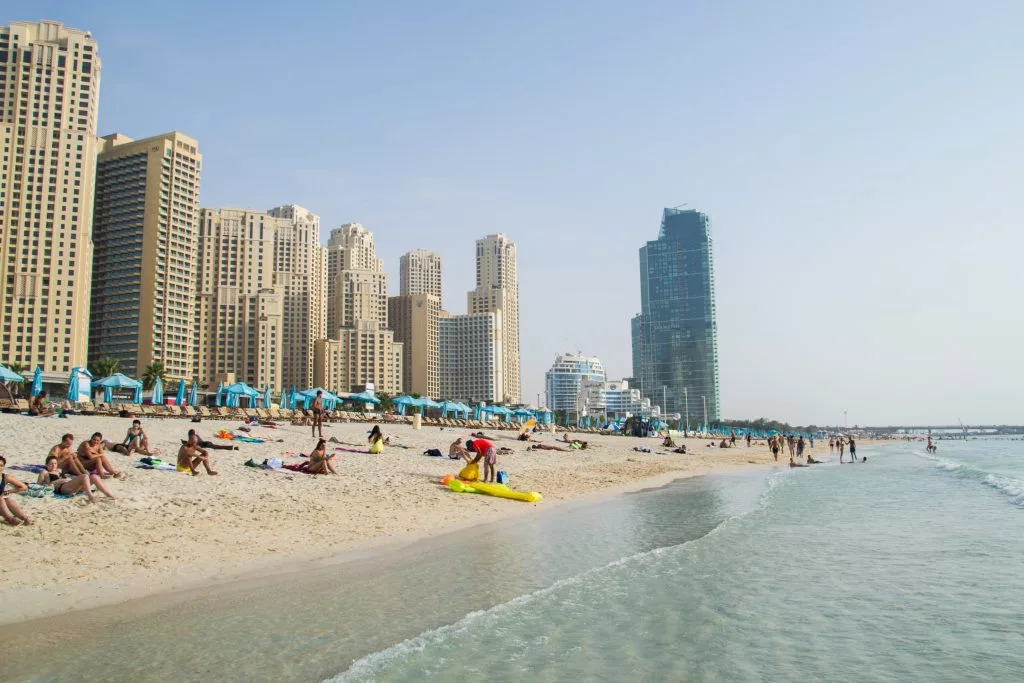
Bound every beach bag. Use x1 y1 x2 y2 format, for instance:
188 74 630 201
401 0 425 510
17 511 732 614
458 462 480 481
424 448 443 457
496 471 509 485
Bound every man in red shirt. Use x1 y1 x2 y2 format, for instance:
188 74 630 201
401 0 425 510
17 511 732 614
465 438 497 483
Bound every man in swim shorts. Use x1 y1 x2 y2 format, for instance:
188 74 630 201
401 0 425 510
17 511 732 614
311 390 325 439
466 438 497 483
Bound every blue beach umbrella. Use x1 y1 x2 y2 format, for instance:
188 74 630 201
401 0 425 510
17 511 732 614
215 383 224 407
175 380 186 406
66 369 80 402
31 367 43 397
189 380 198 407
264 385 273 408
151 377 164 405
288 386 296 410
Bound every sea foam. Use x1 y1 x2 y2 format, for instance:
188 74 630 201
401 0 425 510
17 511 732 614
917 451 1024 507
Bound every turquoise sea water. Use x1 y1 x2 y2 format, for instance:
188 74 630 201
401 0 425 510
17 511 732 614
5 439 1024 682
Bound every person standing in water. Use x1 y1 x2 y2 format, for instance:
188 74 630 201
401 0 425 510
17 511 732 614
849 437 857 463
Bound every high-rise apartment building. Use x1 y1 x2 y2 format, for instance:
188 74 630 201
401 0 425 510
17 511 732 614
268 204 326 389
318 223 402 393
545 353 606 414
194 209 285 389
89 131 201 379
466 234 520 403
438 310 503 403
0 21 100 373
400 248 442 300
388 293 440 397
631 208 720 423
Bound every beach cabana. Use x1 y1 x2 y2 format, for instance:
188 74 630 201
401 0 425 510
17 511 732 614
512 407 533 422
224 382 260 408
298 387 340 410
349 391 380 405
151 377 164 405
438 400 463 418
95 373 143 404
392 395 417 415
0 364 25 384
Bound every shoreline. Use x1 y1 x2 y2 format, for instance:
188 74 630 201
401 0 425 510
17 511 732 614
0 412 879 627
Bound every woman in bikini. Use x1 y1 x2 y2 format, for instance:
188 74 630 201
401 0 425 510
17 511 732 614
0 455 33 525
305 439 336 475
121 420 152 455
38 455 117 502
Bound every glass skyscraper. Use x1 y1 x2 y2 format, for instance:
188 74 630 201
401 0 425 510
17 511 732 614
631 208 720 425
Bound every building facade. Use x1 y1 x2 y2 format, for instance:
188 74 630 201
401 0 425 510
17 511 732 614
0 21 100 373
268 204 326 389
89 131 201 379
388 293 440 397
578 378 654 419
631 208 719 423
438 310 503 403
466 234 520 403
194 208 285 389
321 223 402 393
399 248 442 300
544 353 606 414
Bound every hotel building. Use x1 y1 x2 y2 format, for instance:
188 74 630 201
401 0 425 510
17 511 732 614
544 353 606 414
399 248 442 300
0 21 100 373
388 293 440 397
466 234 520 403
438 309 503 403
89 131 201 379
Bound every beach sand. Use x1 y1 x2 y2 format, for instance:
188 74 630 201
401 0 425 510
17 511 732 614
0 412 826 625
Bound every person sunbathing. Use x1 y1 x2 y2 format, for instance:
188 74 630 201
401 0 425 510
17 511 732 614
38 455 116 502
29 391 56 417
528 444 569 452
0 456 33 525
77 433 126 479
182 429 238 451
305 439 336 475
177 437 218 476
672 445 688 454
497 447 514 455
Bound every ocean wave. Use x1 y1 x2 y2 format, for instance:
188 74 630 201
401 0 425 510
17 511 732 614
915 452 1024 507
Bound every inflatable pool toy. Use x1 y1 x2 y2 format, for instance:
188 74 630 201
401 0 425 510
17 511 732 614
458 462 480 481
447 478 542 503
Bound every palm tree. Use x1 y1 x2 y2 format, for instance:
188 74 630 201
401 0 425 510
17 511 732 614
91 357 120 379
141 360 166 390
376 391 394 413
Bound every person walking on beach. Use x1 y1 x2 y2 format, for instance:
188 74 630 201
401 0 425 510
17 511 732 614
787 436 796 459
770 436 780 462
745 433 752 448
311 391 325 439
797 436 805 460
848 437 857 463
466 437 497 483
828 437 835 455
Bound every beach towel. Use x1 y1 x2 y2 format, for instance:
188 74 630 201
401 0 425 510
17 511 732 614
334 447 370 454
11 464 45 473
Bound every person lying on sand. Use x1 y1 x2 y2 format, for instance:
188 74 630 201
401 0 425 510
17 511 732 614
497 447 514 455
470 432 493 440
177 437 218 476
182 429 239 451
305 438 336 475
78 433 126 479
672 445 688 454
449 438 472 461
38 455 116 502
528 444 569 452
0 455 33 525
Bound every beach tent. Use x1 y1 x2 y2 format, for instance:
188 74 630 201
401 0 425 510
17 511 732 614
95 373 143 404
393 395 417 415
349 391 380 405
512 408 533 422
189 381 198 407
151 377 164 405
413 397 441 415
0 364 25 383
438 400 462 418
224 382 260 408
174 380 186 406
298 387 340 410
31 367 43 397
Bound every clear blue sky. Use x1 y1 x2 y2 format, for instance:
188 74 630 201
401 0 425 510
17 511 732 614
25 1 1024 425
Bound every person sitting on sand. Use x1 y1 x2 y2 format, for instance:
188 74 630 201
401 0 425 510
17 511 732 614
77 433 126 479
38 455 117 502
449 438 472 461
518 432 532 442
719 439 730 448
0 455 33 526
121 419 152 455
368 425 385 454
806 453 821 464
662 435 676 448
182 429 239 451
177 438 218 476
305 439 336 475
527 443 569 452
50 433 84 476
29 391 56 417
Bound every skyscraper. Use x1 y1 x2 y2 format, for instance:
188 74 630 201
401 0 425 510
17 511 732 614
438 310 503 403
467 234 520 403
400 248 442 300
0 21 100 373
545 353 606 414
317 223 402 393
388 293 440 397
631 208 720 424
267 204 327 389
89 131 201 379
194 208 285 389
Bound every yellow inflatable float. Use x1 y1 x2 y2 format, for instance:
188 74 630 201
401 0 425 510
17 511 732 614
443 472 542 503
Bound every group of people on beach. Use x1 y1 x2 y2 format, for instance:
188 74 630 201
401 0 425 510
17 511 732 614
828 436 864 464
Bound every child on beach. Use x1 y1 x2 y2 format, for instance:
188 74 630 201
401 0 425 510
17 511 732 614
0 455 33 525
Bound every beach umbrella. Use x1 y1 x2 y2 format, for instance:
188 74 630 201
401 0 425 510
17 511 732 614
174 380 186 406
66 369 80 402
151 376 164 405
264 385 273 408
215 383 224 407
288 386 297 410
189 380 198 407
349 391 381 406
393 395 416 415
31 367 43 397
0 365 25 383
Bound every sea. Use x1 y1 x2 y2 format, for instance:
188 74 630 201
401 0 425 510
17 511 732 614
4 438 1024 682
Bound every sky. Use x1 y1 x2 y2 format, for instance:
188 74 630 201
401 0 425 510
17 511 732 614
23 0 1024 425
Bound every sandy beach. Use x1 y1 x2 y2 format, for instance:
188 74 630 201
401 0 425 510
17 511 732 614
0 412 826 625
